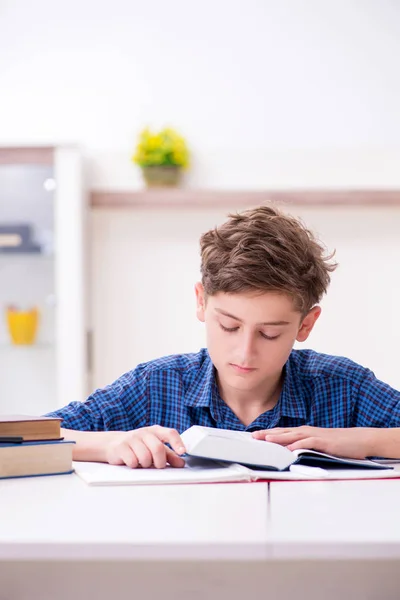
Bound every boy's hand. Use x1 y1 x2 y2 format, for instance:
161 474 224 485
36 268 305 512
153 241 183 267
106 425 186 469
252 426 380 459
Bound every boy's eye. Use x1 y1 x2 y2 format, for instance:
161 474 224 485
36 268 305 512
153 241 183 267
220 324 239 333
260 332 279 341
219 324 279 341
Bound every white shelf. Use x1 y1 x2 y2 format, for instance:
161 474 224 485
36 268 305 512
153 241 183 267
0 342 54 350
91 189 400 208
0 253 54 260
0 146 87 413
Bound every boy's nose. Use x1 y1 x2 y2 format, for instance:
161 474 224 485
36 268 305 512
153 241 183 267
238 333 257 364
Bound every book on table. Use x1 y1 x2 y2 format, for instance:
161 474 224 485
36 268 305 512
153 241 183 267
73 425 400 485
0 439 74 479
181 426 392 471
0 415 61 441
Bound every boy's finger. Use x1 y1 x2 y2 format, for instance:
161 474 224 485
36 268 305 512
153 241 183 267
264 431 305 445
152 426 186 455
166 447 186 468
130 439 153 468
252 430 268 439
287 437 320 452
252 428 287 439
142 433 168 469
266 428 289 433
119 444 139 469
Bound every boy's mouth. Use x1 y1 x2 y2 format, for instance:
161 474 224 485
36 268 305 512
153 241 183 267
230 363 257 374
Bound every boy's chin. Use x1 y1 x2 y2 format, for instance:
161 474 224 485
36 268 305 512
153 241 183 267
223 372 261 390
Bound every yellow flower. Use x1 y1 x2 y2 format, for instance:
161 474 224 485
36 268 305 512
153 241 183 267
132 127 190 168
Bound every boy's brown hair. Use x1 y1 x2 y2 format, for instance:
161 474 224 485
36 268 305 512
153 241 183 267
200 205 337 314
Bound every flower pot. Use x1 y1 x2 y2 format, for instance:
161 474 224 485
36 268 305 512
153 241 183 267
6 307 39 345
142 165 182 188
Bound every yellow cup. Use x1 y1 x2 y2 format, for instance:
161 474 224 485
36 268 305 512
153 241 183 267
6 307 39 345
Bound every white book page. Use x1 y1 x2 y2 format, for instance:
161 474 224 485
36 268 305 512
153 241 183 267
292 448 390 468
73 456 252 486
249 465 400 481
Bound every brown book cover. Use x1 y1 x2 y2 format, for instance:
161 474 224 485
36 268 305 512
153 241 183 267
0 440 74 479
0 415 61 441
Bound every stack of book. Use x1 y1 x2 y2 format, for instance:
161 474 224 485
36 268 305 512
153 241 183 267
0 415 74 480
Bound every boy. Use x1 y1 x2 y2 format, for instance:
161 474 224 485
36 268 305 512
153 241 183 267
46 205 400 468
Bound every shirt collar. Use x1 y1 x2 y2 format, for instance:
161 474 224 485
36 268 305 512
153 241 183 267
183 349 308 421
277 354 308 419
183 351 215 408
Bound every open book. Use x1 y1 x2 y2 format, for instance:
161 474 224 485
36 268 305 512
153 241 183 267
181 426 393 471
73 426 400 486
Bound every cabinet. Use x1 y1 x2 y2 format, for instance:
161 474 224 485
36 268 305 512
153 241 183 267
0 146 88 414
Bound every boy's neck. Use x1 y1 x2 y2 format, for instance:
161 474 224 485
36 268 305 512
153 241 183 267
216 371 283 428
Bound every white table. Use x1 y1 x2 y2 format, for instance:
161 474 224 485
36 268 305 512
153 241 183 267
268 478 400 599
0 473 269 600
0 473 268 561
269 478 400 559
3 473 400 600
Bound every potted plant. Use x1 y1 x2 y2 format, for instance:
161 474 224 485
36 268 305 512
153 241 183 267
132 127 189 187
6 305 39 345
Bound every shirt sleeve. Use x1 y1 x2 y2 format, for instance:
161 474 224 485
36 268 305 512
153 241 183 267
44 363 149 431
352 370 400 427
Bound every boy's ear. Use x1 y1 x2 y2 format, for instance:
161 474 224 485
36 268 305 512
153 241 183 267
195 282 206 322
296 306 321 342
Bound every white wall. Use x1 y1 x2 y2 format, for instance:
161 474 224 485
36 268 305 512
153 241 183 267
2 0 400 392
2 0 400 187
91 205 400 391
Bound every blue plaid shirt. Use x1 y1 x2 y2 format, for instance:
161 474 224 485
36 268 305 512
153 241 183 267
46 348 400 432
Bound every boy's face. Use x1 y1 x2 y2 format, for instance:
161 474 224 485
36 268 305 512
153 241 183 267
195 283 320 393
